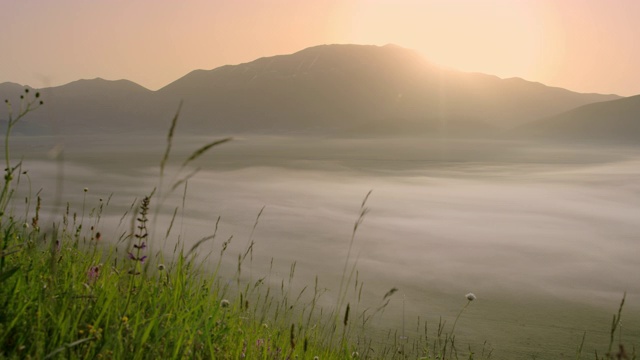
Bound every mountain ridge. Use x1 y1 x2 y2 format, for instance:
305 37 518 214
0 44 626 137
510 94 640 142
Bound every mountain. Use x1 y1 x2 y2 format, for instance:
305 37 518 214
0 82 46 134
0 82 29 97
0 44 622 136
1 78 158 134
510 94 640 142
155 44 620 135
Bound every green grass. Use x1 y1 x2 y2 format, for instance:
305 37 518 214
0 88 636 359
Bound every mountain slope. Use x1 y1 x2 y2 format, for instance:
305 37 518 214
511 94 640 142
156 44 619 135
1 78 157 134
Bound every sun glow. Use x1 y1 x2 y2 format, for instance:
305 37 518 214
1 0 639 95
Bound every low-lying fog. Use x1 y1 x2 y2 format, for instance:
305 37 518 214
12 135 640 359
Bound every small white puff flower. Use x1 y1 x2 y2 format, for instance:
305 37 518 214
466 293 477 301
83 187 88 192
220 299 230 308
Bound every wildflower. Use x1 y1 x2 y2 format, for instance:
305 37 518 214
220 299 230 308
158 264 165 271
22 223 29 229
451 293 477 335
83 187 88 192
87 324 102 337
128 252 147 263
87 266 100 282
128 195 150 272
121 316 128 323
314 357 320 360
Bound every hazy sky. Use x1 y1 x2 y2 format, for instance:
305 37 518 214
2 0 639 96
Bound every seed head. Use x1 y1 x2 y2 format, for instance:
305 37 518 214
466 293 477 301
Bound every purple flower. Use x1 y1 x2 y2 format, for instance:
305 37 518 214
87 266 100 282
128 253 147 263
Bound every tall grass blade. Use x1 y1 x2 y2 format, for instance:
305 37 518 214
44 337 94 359
170 167 200 192
0 266 19 284
165 206 179 239
181 137 232 168
575 331 586 359
160 101 182 178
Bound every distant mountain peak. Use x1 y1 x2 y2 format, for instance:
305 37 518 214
51 77 151 94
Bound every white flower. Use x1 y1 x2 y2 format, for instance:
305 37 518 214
466 293 477 301
83 187 88 192
221 299 230 308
